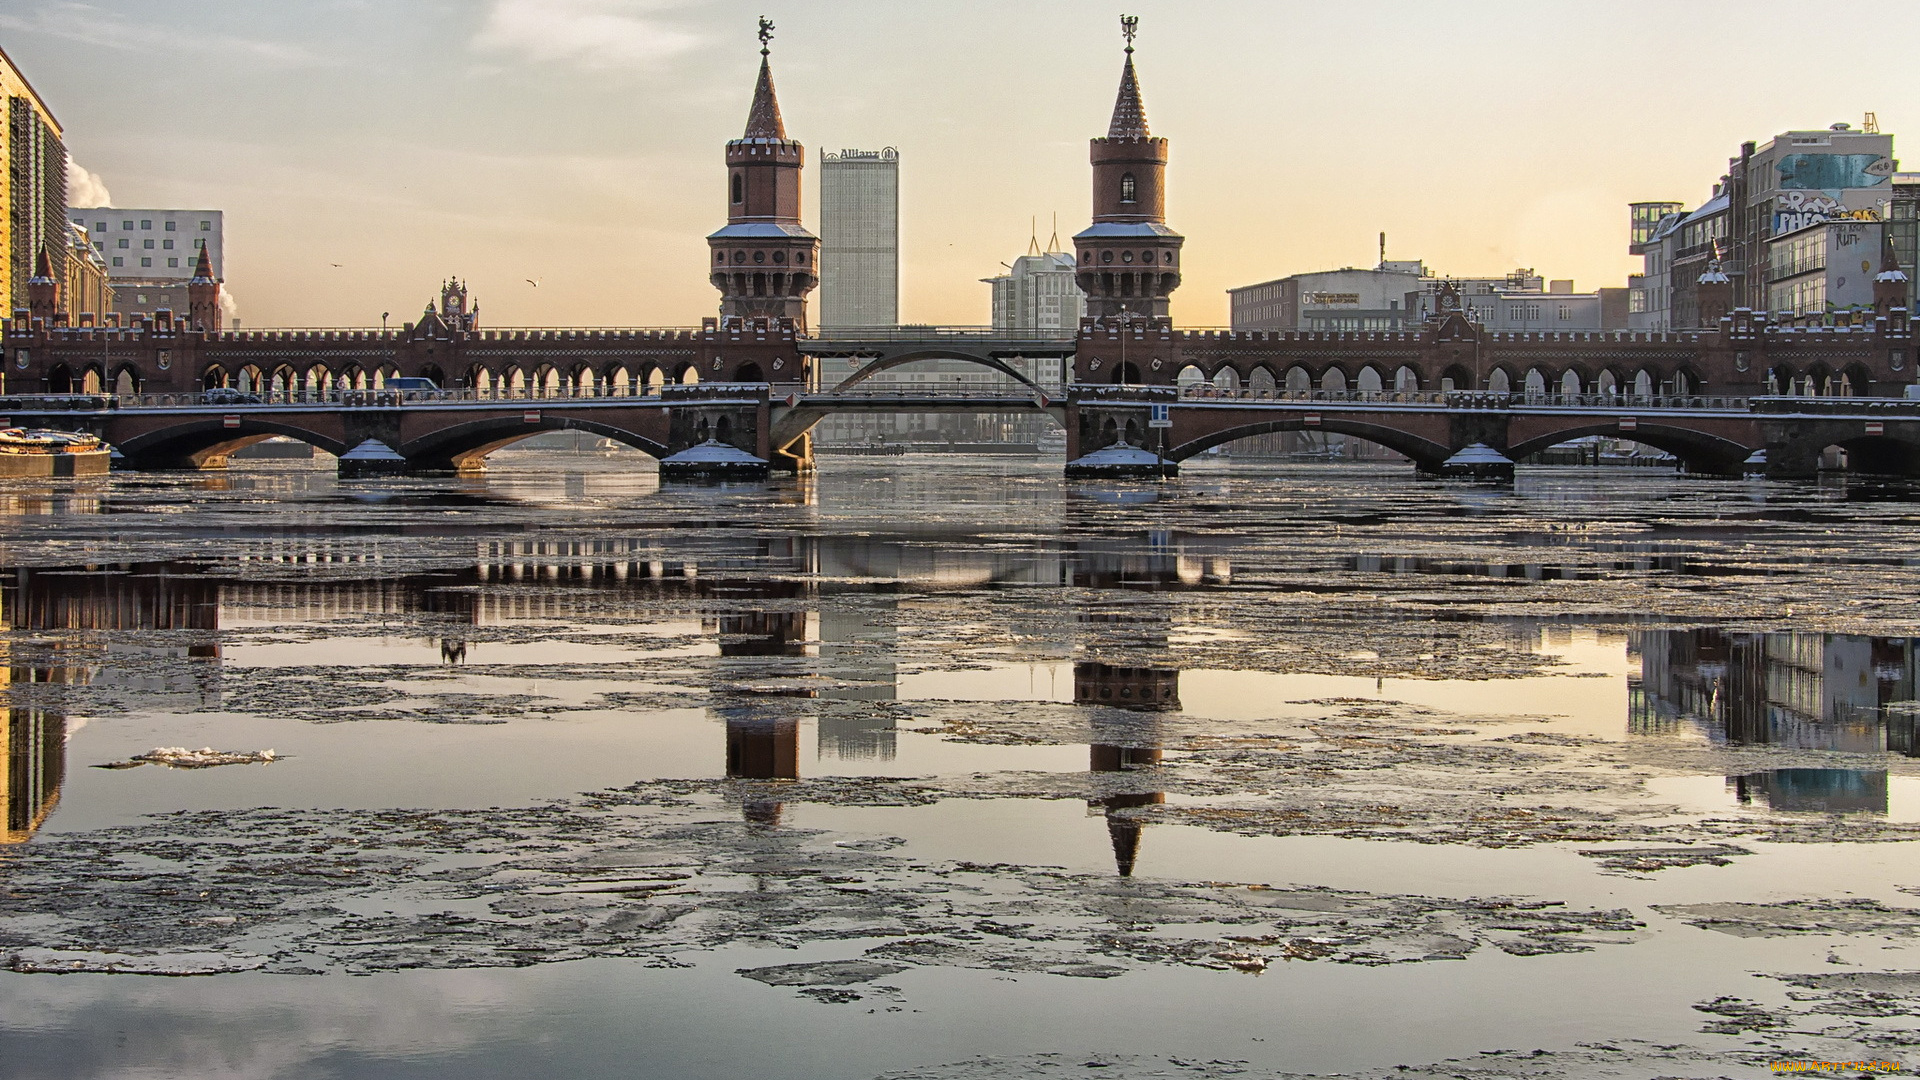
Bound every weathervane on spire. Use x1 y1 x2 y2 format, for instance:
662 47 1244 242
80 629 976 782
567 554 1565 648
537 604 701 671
758 15 775 56
1120 14 1138 54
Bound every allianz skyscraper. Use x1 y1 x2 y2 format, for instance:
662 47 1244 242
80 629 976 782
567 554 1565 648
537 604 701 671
819 148 900 329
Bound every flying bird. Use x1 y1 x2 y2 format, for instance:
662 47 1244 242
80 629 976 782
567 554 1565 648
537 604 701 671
525 277 542 287
330 262 343 268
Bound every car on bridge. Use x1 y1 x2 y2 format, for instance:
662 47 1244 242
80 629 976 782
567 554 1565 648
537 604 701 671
202 388 262 405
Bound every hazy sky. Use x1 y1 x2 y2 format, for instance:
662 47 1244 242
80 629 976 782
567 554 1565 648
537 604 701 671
7 0 1920 328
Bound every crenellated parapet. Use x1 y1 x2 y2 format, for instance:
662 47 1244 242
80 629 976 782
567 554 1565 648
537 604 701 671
0 308 808 396
1066 306 1918 399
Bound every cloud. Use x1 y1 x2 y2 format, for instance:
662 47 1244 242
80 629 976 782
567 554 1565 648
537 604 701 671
66 158 112 208
0 3 327 67
472 0 703 71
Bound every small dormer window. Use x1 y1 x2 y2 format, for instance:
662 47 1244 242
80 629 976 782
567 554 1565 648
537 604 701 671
1120 173 1136 203
732 173 744 204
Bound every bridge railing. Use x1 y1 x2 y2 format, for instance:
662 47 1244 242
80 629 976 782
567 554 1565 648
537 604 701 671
102 384 784 409
1173 386 1756 410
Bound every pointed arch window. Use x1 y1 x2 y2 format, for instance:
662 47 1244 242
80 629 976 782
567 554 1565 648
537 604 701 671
731 173 744 204
1120 173 1137 203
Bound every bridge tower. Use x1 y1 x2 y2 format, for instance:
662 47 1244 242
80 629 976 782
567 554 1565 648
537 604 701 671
1073 16 1183 323
25 247 59 324
187 245 223 332
1875 233 1911 317
707 20 819 332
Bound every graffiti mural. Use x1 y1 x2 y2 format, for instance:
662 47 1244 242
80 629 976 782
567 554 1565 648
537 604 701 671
1775 153 1894 190
1774 190 1881 235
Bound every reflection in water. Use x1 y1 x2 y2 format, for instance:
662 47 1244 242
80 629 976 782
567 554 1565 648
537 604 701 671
0 528 1237 845
3 673 64 845
1633 629 1918 813
1079 663 1177 876
1732 769 1888 814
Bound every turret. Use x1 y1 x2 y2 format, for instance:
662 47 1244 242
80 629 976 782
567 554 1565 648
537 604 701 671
26 247 60 323
1697 248 1733 327
187 244 222 331
1875 230 1910 317
707 18 819 331
1074 16 1183 323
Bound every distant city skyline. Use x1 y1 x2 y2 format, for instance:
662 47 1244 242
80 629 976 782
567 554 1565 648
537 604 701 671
7 0 1920 327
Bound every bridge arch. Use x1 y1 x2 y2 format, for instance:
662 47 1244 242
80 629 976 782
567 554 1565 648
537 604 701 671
1507 422 1752 475
1167 417 1451 470
115 417 350 470
399 415 670 473
825 349 1053 398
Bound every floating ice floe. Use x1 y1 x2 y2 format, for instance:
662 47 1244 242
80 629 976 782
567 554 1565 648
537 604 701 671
7 949 270 976
93 747 278 770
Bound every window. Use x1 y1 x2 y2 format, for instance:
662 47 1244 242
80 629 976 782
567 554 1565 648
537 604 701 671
731 173 743 204
164 221 176 232
94 222 105 232
199 221 211 231
117 238 129 249
1558 305 1571 320
140 219 151 230
111 257 123 267
194 239 205 250
93 241 103 251
162 239 173 250
143 239 155 249
168 258 179 268
1120 173 1136 203
141 257 152 267
122 220 133 230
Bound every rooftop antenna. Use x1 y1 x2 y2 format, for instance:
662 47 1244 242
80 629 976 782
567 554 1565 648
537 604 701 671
1029 216 1042 257
1379 231 1387 269
1121 14 1138 53
1048 212 1061 254
1864 111 1880 134
757 14 774 56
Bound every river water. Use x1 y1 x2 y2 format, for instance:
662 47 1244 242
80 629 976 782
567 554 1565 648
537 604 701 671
1 453 1918 1078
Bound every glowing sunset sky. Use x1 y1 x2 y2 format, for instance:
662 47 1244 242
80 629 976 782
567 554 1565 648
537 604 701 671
8 0 1920 327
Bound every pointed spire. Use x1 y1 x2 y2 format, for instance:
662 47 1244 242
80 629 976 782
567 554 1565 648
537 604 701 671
743 17 787 139
1879 228 1909 284
1107 16 1150 139
29 246 55 282
188 244 215 284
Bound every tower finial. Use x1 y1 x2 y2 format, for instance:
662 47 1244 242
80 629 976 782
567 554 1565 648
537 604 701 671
1120 14 1138 54
758 15 774 56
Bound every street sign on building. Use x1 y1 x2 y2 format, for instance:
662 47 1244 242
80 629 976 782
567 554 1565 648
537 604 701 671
1149 404 1172 428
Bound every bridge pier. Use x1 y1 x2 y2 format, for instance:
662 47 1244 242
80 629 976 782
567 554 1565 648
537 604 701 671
657 388 774 480
1064 388 1178 479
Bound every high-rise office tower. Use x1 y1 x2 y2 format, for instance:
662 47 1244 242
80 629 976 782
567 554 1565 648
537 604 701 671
0 46 68 315
819 148 899 328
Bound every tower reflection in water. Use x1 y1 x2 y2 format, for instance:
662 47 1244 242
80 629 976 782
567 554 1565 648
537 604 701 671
715 577 808 826
1076 663 1176 876
1632 629 1920 814
4 565 224 844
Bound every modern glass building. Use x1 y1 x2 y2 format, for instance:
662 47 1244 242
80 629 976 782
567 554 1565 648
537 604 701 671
818 148 899 329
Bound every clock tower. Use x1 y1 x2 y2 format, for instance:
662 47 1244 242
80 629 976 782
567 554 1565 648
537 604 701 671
708 19 819 330
1074 16 1183 323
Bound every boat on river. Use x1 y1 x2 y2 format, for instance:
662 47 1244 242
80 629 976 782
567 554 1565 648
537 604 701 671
0 428 111 477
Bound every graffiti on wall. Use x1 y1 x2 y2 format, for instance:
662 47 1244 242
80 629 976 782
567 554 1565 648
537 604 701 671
1775 153 1895 190
1775 190 1881 235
